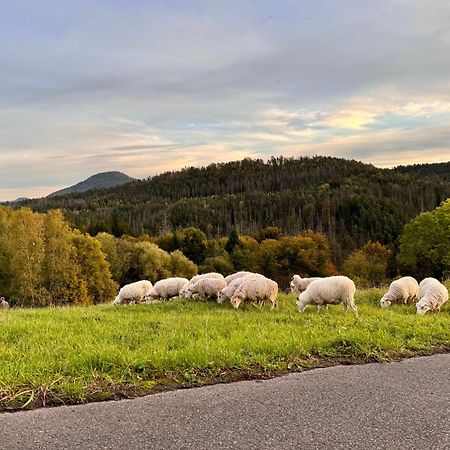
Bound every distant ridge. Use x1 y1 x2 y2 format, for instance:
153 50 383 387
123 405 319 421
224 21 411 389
49 171 135 197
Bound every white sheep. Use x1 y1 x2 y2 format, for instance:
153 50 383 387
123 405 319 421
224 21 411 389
0 297 10 309
184 277 227 300
190 272 225 283
217 275 254 304
224 271 253 284
416 278 448 315
290 275 322 294
230 275 278 309
296 276 358 318
180 273 225 298
380 276 419 308
113 280 153 305
144 277 189 302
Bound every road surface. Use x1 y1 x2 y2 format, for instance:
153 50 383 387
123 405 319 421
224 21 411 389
1 354 449 449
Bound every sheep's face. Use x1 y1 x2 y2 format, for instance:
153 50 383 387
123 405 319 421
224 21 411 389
230 294 243 309
179 288 191 299
416 301 429 315
296 294 306 312
217 291 227 304
113 296 121 305
289 281 298 294
380 297 391 308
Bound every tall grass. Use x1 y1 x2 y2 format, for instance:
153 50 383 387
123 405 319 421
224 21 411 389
0 289 448 411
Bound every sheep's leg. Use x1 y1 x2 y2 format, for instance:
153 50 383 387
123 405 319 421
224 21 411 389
252 301 263 309
351 303 359 319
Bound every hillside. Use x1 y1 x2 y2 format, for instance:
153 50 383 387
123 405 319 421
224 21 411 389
48 171 135 197
21 156 450 262
394 161 450 181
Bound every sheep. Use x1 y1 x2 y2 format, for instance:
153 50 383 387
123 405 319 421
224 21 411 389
184 277 227 300
380 276 419 308
290 275 322 294
0 297 9 309
179 273 225 298
113 280 153 305
224 271 253 284
218 276 251 304
230 274 278 309
217 273 263 304
144 277 189 303
415 278 448 315
296 276 358 318
190 272 225 283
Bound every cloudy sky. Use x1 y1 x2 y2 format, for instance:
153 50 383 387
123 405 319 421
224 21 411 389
1 0 449 200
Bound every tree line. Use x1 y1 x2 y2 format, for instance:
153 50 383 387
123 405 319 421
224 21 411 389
1 198 449 307
18 157 450 265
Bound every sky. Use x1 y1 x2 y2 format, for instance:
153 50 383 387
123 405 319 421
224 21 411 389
1 0 450 200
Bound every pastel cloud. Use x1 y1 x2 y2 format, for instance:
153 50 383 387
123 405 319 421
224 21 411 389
0 0 449 200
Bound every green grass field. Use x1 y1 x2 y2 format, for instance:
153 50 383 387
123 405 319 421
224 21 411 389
0 289 449 411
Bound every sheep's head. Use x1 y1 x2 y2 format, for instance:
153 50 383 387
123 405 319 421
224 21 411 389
296 293 307 312
380 296 391 308
289 280 298 294
217 290 227 304
179 286 193 299
416 300 430 315
230 293 244 309
113 295 121 305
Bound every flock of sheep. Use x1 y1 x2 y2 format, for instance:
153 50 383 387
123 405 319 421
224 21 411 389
113 272 449 316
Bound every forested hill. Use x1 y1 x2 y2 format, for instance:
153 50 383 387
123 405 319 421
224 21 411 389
394 161 450 181
49 171 135 197
20 156 450 262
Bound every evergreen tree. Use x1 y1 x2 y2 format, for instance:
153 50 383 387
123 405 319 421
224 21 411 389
224 229 242 253
180 227 207 265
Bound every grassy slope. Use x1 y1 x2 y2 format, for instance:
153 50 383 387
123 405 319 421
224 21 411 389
0 289 449 411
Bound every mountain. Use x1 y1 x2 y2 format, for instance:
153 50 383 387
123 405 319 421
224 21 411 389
49 171 135 197
20 156 450 263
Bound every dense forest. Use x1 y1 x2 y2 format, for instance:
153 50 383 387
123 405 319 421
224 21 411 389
19 156 450 264
394 161 450 182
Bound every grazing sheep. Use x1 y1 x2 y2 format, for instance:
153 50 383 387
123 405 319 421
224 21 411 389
144 277 189 302
184 277 227 300
190 272 225 283
0 297 9 309
224 271 253 284
380 276 419 308
416 278 448 315
180 273 225 298
218 273 266 304
296 276 358 318
230 275 278 309
113 280 153 305
290 275 322 294
217 275 254 304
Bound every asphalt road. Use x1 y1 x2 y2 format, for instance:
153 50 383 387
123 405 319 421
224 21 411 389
1 354 449 450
